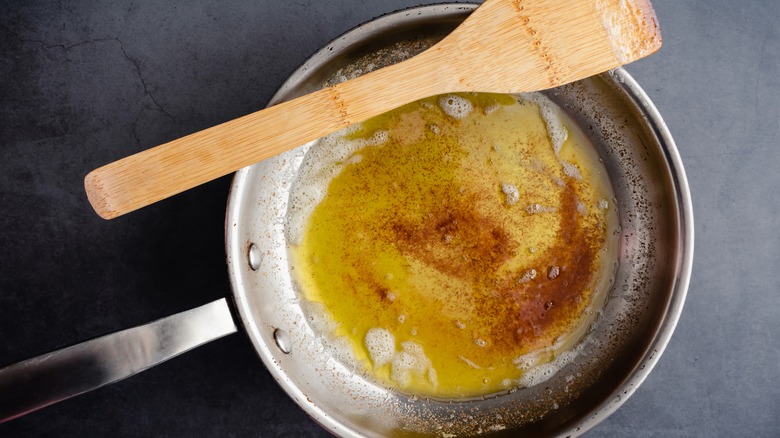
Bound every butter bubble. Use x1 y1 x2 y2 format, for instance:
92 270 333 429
438 94 473 120
365 327 395 367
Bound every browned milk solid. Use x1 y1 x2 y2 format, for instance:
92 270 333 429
286 93 619 398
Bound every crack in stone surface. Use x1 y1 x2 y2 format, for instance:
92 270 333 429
1 24 116 54
131 108 144 148
115 38 176 124
1 24 176 133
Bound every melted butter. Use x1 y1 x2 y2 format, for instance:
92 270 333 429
288 93 618 398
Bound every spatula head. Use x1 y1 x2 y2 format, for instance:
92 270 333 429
435 0 661 93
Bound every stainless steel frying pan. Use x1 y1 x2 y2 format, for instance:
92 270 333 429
0 4 693 436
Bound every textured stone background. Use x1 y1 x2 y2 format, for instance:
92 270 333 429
1 0 778 436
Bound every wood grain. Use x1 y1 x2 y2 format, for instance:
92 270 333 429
85 0 661 219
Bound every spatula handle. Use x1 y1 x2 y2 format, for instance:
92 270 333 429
84 55 439 219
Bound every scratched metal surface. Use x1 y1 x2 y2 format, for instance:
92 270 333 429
0 0 778 436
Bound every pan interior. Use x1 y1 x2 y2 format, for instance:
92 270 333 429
285 91 621 401
225 4 691 437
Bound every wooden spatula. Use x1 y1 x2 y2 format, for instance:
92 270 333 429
85 0 661 219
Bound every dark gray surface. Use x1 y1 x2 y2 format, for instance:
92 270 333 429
0 0 777 436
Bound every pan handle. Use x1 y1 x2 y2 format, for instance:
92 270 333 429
0 298 238 423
